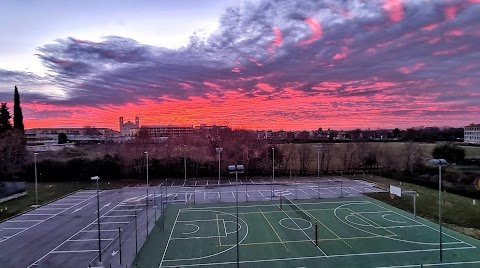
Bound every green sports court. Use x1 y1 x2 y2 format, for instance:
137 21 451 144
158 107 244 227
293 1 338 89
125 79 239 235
133 196 480 267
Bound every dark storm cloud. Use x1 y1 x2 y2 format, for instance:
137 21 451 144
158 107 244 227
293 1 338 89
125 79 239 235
20 0 480 111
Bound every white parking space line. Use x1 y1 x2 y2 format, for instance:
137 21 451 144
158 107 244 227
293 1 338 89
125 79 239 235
51 250 98 254
80 230 118 233
183 181 186 187
68 239 114 242
8 220 43 222
2 227 27 230
102 215 136 218
27 200 125 267
231 192 235 198
25 213 56 216
299 189 310 195
112 209 143 212
324 188 337 194
258 191 265 197
250 179 255 184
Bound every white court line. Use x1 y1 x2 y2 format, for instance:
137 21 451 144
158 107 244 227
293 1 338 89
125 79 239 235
204 193 206 200
376 260 480 267
35 208 64 211
46 204 74 206
159 210 181 268
250 179 255 184
112 209 143 212
206 180 209 186
2 227 27 230
229 181 232 185
162 247 475 267
171 182 175 186
232 192 235 198
25 214 56 216
258 191 265 197
370 202 474 247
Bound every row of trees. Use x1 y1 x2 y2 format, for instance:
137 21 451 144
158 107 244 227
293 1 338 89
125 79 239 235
0 86 26 180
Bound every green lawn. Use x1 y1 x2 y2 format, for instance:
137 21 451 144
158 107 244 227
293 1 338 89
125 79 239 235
360 174 480 240
0 180 126 222
134 198 480 267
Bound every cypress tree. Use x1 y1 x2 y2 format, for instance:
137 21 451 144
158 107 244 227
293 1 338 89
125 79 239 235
0 103 13 134
13 86 24 131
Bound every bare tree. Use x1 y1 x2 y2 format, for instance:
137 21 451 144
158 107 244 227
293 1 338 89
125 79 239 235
298 144 312 175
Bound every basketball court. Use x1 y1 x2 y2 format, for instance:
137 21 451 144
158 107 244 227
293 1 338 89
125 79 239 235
133 196 480 267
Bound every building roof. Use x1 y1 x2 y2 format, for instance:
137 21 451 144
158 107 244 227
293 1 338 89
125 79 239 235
123 121 137 127
465 124 480 128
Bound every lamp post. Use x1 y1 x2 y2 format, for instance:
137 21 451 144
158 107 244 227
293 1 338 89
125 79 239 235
183 144 187 182
228 164 245 268
144 151 149 234
429 159 448 262
91 176 101 263
216 148 223 203
289 143 293 179
315 145 323 199
34 152 39 207
271 147 275 200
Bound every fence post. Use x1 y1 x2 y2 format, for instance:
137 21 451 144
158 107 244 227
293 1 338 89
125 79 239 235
119 227 122 264
135 211 138 254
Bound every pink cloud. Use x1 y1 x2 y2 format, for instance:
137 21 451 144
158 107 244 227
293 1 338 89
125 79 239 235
422 24 439 31
302 18 322 45
398 63 426 74
268 28 283 52
383 0 404 23
444 5 457 21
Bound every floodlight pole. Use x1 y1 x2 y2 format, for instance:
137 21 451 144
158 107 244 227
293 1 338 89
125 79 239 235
235 171 239 268
289 143 293 179
184 145 187 182
144 151 149 235
34 152 39 206
229 164 244 268
316 145 322 199
438 164 443 262
430 159 447 262
216 148 223 203
91 176 102 263
272 147 275 200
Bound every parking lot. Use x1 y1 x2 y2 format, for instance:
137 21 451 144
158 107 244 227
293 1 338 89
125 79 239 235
0 177 384 268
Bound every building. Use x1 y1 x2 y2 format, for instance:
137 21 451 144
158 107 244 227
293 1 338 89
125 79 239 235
464 124 480 144
25 127 120 150
119 117 139 137
140 125 194 137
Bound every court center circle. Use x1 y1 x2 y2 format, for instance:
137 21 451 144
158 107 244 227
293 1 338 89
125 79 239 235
279 217 312 231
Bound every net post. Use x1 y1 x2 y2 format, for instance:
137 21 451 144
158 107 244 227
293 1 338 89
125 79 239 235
315 222 318 247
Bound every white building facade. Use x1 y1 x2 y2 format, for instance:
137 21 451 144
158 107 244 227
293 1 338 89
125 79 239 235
464 124 480 144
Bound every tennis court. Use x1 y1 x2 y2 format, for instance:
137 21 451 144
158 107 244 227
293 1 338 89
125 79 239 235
134 196 480 267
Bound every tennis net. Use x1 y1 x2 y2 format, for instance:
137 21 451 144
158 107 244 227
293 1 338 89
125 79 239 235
279 196 318 246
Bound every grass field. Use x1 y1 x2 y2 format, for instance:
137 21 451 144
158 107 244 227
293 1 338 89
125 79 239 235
360 175 480 240
0 180 126 221
133 197 480 267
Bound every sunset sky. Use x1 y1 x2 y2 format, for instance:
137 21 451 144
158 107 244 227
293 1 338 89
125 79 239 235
0 0 479 131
